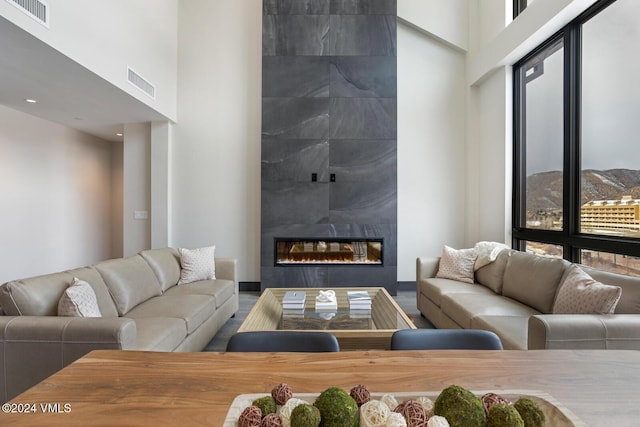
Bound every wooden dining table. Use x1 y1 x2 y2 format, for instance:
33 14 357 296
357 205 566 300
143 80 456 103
1 349 639 426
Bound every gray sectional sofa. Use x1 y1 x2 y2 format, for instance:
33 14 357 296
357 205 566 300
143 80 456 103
417 249 640 350
0 247 238 403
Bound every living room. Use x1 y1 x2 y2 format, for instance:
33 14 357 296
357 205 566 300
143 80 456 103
1 0 639 425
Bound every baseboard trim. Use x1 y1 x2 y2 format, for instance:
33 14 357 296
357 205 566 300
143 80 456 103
241 282 415 293
239 282 260 292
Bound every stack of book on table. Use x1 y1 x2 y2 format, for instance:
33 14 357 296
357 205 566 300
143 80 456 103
282 291 306 315
348 291 371 312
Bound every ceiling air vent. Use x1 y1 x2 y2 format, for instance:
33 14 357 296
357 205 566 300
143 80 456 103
127 67 156 99
6 0 48 27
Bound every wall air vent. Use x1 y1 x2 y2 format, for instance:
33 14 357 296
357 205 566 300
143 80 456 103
127 67 156 99
6 0 48 27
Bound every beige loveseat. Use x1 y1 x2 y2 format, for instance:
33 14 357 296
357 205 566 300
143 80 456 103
417 250 640 350
0 247 238 403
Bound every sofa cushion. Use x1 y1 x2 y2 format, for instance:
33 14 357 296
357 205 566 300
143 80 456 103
475 249 513 294
65 267 118 318
435 246 477 284
440 293 540 329
58 278 102 317
502 252 566 313
95 255 163 316
580 266 640 314
0 272 72 316
131 317 187 351
471 315 529 350
125 295 216 334
163 279 235 308
418 278 495 308
553 265 622 314
178 246 216 285
140 248 181 292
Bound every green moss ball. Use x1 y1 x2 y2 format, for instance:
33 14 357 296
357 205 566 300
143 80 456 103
434 385 486 427
252 395 276 417
513 397 546 427
290 404 321 427
487 403 524 427
313 386 359 427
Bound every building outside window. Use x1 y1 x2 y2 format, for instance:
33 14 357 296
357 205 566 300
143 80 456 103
513 0 640 277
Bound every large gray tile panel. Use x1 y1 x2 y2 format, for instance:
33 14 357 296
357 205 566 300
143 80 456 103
261 266 329 289
262 181 330 226
330 0 396 15
329 15 396 56
329 181 397 224
263 15 330 56
263 57 330 98
329 139 396 182
262 98 330 139
262 138 329 183
328 266 397 294
330 98 396 139
264 0 330 15
330 56 396 98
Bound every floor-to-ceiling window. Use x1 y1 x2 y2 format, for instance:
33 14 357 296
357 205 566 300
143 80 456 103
513 0 640 276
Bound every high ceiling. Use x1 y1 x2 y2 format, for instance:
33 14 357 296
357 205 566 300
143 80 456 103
0 16 169 142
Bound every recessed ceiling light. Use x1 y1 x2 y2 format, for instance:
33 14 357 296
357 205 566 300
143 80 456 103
25 98 37 103
116 133 123 137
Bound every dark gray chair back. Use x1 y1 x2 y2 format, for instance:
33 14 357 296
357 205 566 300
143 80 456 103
390 329 503 350
226 331 340 352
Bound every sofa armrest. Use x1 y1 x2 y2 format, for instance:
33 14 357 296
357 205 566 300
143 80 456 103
417 257 440 280
215 258 237 283
528 314 640 350
0 316 136 403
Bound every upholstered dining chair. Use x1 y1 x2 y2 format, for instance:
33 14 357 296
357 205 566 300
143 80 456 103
390 329 503 350
226 331 341 352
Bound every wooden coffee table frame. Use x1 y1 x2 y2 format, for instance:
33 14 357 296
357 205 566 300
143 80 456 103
237 287 416 350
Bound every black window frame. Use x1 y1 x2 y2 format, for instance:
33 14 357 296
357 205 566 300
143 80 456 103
512 0 640 263
513 0 528 19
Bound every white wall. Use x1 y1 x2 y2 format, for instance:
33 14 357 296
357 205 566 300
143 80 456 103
397 23 467 280
0 0 178 120
173 0 262 281
123 123 151 256
0 105 113 283
398 0 469 51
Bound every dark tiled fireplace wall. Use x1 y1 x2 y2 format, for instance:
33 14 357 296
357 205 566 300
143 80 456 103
260 0 397 293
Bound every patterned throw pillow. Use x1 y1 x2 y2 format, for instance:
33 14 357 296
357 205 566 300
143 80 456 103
58 278 102 317
435 245 477 284
553 265 622 314
178 245 216 285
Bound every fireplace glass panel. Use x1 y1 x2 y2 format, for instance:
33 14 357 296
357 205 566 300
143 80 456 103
275 239 383 266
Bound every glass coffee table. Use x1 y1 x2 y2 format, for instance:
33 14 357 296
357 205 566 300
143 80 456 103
237 287 416 350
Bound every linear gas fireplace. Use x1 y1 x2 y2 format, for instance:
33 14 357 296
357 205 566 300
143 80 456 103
275 238 383 266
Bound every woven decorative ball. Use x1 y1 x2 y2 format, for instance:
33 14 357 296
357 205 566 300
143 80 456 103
360 400 391 426
415 396 434 417
261 413 283 427
398 400 428 427
238 405 262 427
350 384 371 406
271 383 293 405
427 415 450 427
481 392 512 415
277 397 307 427
381 394 399 411
386 412 408 427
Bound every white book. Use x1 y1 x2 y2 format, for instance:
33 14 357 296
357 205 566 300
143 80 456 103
283 291 306 303
347 291 371 301
315 301 338 311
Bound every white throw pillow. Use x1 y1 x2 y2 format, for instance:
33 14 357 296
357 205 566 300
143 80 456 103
435 245 477 284
552 265 622 314
178 245 216 285
58 278 102 317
